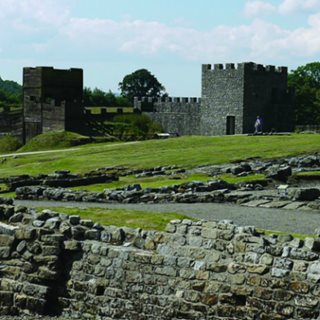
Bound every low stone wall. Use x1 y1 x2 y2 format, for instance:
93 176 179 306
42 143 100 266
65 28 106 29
3 170 118 192
1 201 320 319
15 180 320 211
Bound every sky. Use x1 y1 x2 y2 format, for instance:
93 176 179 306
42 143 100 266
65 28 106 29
0 0 320 96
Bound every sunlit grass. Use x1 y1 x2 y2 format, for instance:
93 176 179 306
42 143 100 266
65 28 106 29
0 134 319 178
296 171 320 176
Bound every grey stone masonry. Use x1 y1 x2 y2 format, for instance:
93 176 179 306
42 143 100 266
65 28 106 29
201 63 245 135
1 201 320 319
135 62 294 136
135 97 201 135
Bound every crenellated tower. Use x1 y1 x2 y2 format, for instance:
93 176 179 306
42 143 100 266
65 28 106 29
200 62 294 135
23 67 83 142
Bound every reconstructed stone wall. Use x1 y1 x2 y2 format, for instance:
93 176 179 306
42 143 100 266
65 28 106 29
200 63 294 135
135 62 294 136
135 97 201 135
1 202 320 319
201 63 245 136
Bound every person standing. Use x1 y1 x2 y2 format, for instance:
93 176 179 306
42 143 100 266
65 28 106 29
254 116 262 134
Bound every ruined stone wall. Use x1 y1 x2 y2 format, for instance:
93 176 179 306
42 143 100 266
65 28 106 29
0 109 23 142
135 97 201 135
1 202 320 319
200 63 245 136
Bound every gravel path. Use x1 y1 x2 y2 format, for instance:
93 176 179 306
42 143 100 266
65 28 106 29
15 200 320 235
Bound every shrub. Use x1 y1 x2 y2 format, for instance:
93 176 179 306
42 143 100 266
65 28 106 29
0 135 22 153
112 114 162 140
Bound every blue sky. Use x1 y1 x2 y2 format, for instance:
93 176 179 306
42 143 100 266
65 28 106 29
0 0 320 96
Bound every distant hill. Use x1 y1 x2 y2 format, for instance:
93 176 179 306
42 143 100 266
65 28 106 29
0 77 22 95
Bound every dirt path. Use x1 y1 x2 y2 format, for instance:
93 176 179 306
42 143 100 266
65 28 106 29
0 141 140 158
15 200 320 235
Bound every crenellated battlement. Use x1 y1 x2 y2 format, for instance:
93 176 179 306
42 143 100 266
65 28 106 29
202 62 287 74
135 96 201 104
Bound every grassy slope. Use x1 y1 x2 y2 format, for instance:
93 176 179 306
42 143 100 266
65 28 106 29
18 131 91 152
0 134 319 178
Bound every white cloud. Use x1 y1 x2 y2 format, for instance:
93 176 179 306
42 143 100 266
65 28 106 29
244 0 320 16
279 0 320 14
59 15 320 64
0 0 69 27
0 0 319 74
243 1 276 17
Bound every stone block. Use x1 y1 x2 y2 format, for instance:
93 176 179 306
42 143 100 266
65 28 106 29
0 247 10 258
15 227 36 240
22 283 48 299
0 222 18 236
0 291 13 306
0 234 14 247
41 233 63 245
64 240 81 251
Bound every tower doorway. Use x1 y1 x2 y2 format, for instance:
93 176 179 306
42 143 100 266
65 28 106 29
226 116 235 135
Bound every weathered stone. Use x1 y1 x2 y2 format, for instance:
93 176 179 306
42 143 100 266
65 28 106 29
293 188 320 201
246 264 269 274
64 240 80 251
227 262 246 274
0 222 18 235
260 253 273 265
0 234 14 247
69 215 81 225
0 247 10 258
271 268 290 278
290 281 309 294
0 291 13 306
305 237 320 251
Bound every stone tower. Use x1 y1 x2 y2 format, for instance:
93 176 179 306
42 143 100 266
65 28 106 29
200 62 294 135
23 67 83 142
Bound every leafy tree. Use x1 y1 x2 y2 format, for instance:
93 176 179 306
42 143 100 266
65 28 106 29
83 87 118 106
0 77 22 96
119 69 166 102
288 62 320 124
0 77 22 108
115 95 131 107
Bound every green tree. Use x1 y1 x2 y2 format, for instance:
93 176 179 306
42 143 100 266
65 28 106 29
119 69 166 102
83 87 117 106
288 62 320 124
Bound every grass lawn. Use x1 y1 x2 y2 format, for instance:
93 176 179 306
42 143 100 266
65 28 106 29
37 206 193 231
0 134 319 178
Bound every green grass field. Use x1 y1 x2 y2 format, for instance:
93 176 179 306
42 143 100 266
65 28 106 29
0 134 319 178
